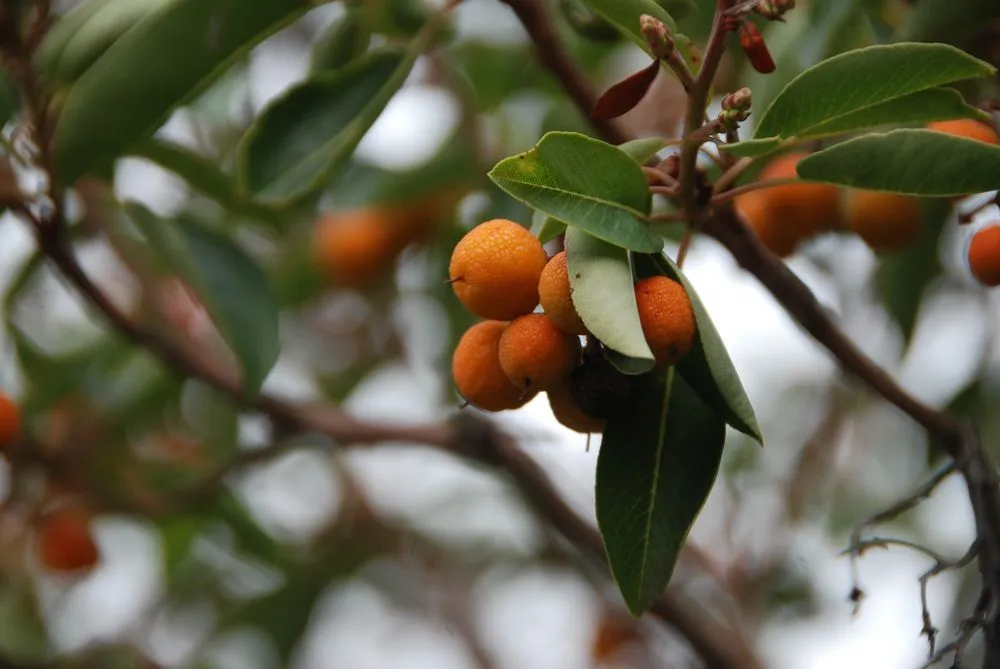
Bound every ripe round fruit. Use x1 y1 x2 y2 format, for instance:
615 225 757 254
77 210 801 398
448 219 548 320
634 276 697 367
548 379 605 434
35 508 100 574
968 225 1000 287
735 152 843 255
927 119 1000 146
0 393 20 450
313 208 402 288
845 189 923 253
452 320 534 411
499 314 581 391
538 252 587 335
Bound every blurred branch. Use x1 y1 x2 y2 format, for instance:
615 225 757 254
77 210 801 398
498 0 629 144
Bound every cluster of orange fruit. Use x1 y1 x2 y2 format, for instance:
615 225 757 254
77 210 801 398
0 393 101 575
735 118 1000 286
448 219 697 433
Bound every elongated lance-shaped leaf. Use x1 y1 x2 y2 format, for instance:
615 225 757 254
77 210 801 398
580 0 700 72
489 132 661 252
52 0 315 185
637 253 762 442
125 203 280 397
597 369 726 614
753 42 995 141
565 229 655 375
797 129 1000 196
618 137 668 164
237 47 413 206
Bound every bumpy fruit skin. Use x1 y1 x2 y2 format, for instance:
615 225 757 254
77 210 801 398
634 276 697 367
452 321 534 411
539 251 587 335
845 190 923 253
927 119 1000 146
735 152 843 256
449 219 548 320
968 225 1000 287
36 508 100 574
314 208 402 288
0 393 20 450
499 314 581 391
547 379 605 434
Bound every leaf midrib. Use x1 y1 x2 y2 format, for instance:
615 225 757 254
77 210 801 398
493 174 650 220
637 366 676 600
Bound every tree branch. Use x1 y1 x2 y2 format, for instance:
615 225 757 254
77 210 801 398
499 0 629 145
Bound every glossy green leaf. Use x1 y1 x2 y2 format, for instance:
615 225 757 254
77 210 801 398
488 132 661 252
618 137 668 164
238 48 413 205
876 198 951 344
37 0 172 84
753 43 995 141
530 210 568 244
720 137 784 158
131 139 282 224
125 203 280 396
566 229 655 374
597 369 726 614
51 0 314 185
797 129 1000 196
800 88 991 138
640 253 762 442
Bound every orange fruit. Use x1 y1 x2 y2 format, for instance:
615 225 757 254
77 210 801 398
734 151 844 256
844 190 923 253
313 208 403 288
539 251 587 335
968 225 1000 287
734 190 801 258
0 393 20 450
927 119 1000 146
634 276 697 367
36 508 100 574
452 320 535 411
448 219 548 320
548 379 605 434
499 314 582 391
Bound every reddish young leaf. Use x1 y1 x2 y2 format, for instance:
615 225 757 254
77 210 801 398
591 59 660 121
738 21 775 74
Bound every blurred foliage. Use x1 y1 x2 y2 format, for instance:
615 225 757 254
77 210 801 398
0 0 997 666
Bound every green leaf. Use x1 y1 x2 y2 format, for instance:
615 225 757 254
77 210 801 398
237 48 413 205
639 253 762 442
565 229 655 374
720 137 784 158
36 0 172 84
797 129 1000 196
597 369 726 614
125 203 280 396
618 137 668 164
753 43 995 141
530 209 567 244
579 0 699 70
51 0 314 185
488 132 661 252
130 139 282 225
875 198 951 344
0 70 20 128
310 7 371 73
800 88 991 139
